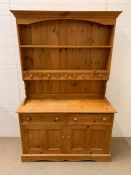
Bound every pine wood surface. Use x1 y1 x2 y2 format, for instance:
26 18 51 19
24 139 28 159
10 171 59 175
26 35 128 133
17 98 116 113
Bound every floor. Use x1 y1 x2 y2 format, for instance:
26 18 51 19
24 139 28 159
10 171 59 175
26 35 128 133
0 138 131 175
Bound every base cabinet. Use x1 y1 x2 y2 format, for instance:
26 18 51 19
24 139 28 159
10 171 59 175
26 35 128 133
19 113 114 162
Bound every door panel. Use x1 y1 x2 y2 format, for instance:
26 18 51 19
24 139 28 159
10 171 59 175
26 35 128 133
67 125 89 153
21 123 63 154
88 125 112 154
67 124 112 154
46 128 61 151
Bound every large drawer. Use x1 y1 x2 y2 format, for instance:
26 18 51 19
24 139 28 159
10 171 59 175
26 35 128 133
68 113 114 124
20 113 68 123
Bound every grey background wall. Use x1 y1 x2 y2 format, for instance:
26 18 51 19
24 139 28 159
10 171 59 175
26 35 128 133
0 0 131 137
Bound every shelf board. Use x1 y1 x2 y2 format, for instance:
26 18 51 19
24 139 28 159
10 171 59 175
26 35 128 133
23 69 109 80
17 98 116 113
20 45 112 49
24 69 108 73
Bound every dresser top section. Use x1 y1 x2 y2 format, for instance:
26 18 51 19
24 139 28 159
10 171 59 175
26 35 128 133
17 98 116 113
12 10 121 103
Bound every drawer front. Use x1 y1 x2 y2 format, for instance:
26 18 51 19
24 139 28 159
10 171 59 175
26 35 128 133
20 113 114 124
20 113 68 123
68 114 114 124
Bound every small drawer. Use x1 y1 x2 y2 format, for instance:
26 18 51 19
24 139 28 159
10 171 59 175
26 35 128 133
68 114 114 123
20 114 67 123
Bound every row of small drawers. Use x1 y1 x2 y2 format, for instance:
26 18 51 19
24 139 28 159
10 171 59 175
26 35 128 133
20 113 114 123
23 72 108 80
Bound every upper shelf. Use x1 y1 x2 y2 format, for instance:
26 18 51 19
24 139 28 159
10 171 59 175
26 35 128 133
20 45 112 49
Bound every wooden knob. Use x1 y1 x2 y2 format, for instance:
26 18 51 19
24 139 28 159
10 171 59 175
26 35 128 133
67 136 70 139
47 74 51 78
27 117 31 121
98 74 102 77
30 74 33 78
62 136 65 139
74 117 78 121
102 117 106 121
65 74 68 78
81 74 85 78
55 117 59 121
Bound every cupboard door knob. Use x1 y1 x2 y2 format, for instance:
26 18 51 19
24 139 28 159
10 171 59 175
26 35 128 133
62 136 65 139
102 117 106 121
67 136 70 139
74 117 78 121
27 117 31 121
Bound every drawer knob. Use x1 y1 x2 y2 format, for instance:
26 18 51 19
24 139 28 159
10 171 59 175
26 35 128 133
62 136 65 139
67 136 70 139
74 117 78 121
27 117 31 121
102 117 106 121
55 117 59 121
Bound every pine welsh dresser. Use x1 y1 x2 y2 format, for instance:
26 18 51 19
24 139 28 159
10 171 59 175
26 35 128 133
11 11 121 162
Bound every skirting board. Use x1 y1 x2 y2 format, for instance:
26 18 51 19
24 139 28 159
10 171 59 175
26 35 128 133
21 153 111 162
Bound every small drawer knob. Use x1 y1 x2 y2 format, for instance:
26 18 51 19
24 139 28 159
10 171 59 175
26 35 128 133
62 136 65 139
27 117 31 121
81 74 85 78
102 117 106 121
67 136 70 139
74 117 78 121
55 117 59 121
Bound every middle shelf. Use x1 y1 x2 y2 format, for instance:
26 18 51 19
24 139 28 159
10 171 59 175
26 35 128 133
23 69 109 80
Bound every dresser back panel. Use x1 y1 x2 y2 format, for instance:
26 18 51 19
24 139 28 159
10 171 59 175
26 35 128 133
19 20 112 45
26 80 106 99
22 48 110 70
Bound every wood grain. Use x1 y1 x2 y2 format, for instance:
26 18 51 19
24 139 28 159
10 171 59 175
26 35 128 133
17 98 116 113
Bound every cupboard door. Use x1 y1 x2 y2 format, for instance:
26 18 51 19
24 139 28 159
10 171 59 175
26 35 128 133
88 124 112 154
67 125 89 153
21 122 64 154
66 124 112 154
